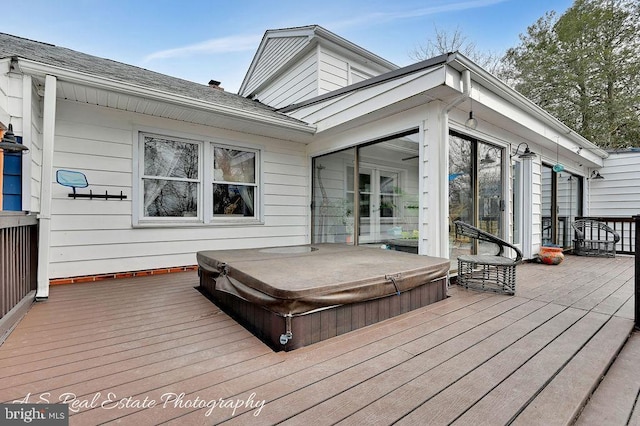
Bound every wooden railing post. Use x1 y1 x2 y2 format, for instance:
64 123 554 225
635 215 640 330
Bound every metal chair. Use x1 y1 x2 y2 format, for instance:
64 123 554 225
572 219 620 257
454 221 523 295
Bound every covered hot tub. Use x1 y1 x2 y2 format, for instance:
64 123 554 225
197 244 449 351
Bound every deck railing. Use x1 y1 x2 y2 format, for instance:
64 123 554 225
576 216 636 255
0 212 38 321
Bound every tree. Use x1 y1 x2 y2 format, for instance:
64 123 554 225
410 25 504 75
503 0 640 149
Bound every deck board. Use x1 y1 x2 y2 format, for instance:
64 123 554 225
450 311 612 425
0 254 636 425
391 307 588 425
574 331 640 426
515 316 634 426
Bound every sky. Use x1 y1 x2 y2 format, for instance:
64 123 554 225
1 0 574 93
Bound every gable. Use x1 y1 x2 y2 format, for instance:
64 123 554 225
239 26 398 108
240 35 310 98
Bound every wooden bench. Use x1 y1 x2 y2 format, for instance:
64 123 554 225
454 221 523 295
572 219 620 257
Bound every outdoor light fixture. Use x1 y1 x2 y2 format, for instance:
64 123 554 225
513 142 536 159
590 170 604 180
465 111 478 130
465 96 478 130
0 124 28 153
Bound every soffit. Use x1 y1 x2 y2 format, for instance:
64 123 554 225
53 79 316 143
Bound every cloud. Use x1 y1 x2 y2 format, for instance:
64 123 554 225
329 0 508 30
142 0 507 63
143 33 262 62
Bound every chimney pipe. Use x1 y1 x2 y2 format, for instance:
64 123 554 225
208 80 224 91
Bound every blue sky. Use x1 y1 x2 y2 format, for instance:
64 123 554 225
1 0 573 93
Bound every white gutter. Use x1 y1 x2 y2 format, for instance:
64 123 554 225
16 59 316 135
36 74 56 300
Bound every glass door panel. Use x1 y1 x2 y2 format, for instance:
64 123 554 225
358 135 419 247
353 167 400 243
449 132 505 266
541 165 553 246
312 149 355 244
478 142 503 254
449 135 474 259
541 165 582 248
312 131 419 249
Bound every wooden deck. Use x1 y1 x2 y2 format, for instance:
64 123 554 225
0 254 636 425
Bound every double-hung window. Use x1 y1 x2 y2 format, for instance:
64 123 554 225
137 132 260 225
212 147 257 218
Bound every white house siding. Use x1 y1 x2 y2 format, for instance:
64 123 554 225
318 48 382 95
0 66 9 127
0 72 23 142
253 50 318 109
242 36 309 97
589 151 640 217
48 100 309 279
318 50 349 94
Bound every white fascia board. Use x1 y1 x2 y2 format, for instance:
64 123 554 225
16 59 316 135
449 54 608 159
290 65 446 132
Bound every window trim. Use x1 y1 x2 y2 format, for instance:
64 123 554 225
133 131 263 227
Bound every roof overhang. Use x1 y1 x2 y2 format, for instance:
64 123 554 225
16 58 316 142
280 51 607 166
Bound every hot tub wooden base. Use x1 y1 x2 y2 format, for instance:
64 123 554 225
199 271 447 351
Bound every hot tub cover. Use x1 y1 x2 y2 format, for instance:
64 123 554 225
197 244 449 316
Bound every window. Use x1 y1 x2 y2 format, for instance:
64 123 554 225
212 147 256 217
137 133 260 225
142 136 199 218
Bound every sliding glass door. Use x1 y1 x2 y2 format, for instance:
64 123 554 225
449 132 504 260
311 131 419 249
541 165 583 248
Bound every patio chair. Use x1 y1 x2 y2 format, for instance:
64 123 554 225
572 219 620 257
453 221 523 295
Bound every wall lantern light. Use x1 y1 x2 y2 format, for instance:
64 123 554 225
0 124 28 153
513 142 536 159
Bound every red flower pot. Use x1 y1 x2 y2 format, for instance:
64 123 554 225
539 246 564 265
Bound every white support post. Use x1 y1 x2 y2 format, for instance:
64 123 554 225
522 156 534 259
36 74 56 300
21 74 32 211
420 101 448 258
